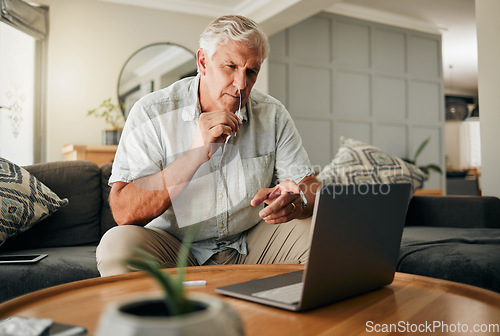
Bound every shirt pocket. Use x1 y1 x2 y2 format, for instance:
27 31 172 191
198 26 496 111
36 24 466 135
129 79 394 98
241 153 274 199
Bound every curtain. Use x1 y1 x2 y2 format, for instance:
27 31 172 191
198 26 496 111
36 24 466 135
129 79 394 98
460 120 481 169
0 0 48 162
1 0 48 40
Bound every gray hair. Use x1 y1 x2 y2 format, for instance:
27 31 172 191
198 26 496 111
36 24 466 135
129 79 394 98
199 15 270 60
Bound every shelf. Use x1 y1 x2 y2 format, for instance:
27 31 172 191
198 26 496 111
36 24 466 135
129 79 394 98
61 144 117 167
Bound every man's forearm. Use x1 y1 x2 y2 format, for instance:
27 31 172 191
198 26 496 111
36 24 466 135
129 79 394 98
110 147 207 225
110 181 169 226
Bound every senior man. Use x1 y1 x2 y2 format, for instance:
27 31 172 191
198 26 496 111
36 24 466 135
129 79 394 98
97 15 320 276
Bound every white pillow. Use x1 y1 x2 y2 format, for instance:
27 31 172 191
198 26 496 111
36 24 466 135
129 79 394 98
317 138 427 193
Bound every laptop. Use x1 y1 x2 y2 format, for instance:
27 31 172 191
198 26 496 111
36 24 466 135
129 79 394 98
215 183 412 311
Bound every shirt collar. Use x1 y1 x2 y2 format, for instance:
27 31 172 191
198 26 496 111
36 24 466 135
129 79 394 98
181 74 201 121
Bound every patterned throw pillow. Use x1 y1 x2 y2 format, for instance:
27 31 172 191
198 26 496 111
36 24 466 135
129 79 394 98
317 138 427 193
0 157 69 246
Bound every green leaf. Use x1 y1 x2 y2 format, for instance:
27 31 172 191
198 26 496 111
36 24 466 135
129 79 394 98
423 164 443 174
125 223 201 316
86 97 125 129
413 137 430 163
126 252 180 315
174 223 200 314
401 158 415 165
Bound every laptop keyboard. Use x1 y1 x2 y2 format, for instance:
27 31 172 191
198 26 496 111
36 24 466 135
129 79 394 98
251 282 303 305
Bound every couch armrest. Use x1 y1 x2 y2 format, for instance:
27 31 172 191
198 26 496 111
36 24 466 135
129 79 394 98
100 163 117 236
405 195 500 229
1 161 101 251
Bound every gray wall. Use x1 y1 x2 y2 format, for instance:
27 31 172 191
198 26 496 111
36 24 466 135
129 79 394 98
269 13 445 189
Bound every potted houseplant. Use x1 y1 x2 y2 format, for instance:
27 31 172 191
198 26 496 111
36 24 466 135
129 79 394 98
403 137 443 179
87 98 125 145
95 225 244 336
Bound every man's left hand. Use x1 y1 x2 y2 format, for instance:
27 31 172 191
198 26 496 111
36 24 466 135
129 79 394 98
251 180 304 224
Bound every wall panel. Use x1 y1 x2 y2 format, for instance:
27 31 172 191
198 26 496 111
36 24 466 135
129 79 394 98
334 71 371 118
373 124 407 158
410 127 443 188
289 16 330 63
294 119 331 170
289 65 331 118
332 20 370 67
409 81 442 123
268 61 288 107
373 76 407 120
335 121 371 145
408 36 441 78
269 13 445 189
373 29 406 73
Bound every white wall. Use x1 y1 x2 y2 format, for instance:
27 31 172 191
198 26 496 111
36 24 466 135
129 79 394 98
476 0 500 198
39 0 210 161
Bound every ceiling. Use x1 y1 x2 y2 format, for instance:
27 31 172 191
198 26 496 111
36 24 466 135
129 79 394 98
100 0 478 96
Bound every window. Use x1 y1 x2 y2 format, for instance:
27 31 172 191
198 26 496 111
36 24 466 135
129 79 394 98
0 0 48 164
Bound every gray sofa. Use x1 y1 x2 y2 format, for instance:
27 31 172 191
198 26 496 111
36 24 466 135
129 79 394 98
0 160 116 303
0 160 499 303
399 195 500 292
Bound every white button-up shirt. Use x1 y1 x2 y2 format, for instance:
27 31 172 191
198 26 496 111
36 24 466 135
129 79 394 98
110 74 313 264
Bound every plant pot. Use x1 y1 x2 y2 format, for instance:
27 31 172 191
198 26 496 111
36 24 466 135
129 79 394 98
102 129 122 145
95 293 244 336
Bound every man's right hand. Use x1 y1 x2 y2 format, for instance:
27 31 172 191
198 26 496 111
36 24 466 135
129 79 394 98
111 111 242 226
191 110 242 160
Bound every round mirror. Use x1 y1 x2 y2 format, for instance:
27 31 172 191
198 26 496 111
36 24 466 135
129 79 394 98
117 42 197 118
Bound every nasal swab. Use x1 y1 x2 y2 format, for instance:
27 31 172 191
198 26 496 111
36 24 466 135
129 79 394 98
235 88 241 137
238 88 242 115
225 89 241 143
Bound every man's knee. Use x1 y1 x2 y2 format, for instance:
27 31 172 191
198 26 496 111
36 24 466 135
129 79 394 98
289 217 312 236
283 218 312 264
96 225 149 277
245 217 312 265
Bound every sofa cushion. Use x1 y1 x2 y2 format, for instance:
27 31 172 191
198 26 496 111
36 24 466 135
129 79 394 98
317 137 427 193
398 227 500 292
0 246 99 303
0 161 102 251
100 163 117 236
406 195 500 229
0 157 69 247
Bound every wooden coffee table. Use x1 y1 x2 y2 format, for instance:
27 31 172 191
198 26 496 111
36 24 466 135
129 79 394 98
1 265 499 335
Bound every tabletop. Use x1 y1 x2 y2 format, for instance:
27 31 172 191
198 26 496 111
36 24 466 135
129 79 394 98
1 264 499 335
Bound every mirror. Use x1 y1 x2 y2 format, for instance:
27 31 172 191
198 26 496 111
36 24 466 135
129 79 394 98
117 42 197 118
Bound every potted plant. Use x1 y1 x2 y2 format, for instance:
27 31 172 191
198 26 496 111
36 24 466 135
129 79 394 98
87 98 125 145
403 137 443 179
95 225 244 336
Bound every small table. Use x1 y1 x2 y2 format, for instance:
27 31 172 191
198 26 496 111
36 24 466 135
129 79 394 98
413 188 443 196
61 144 117 167
1 265 499 335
